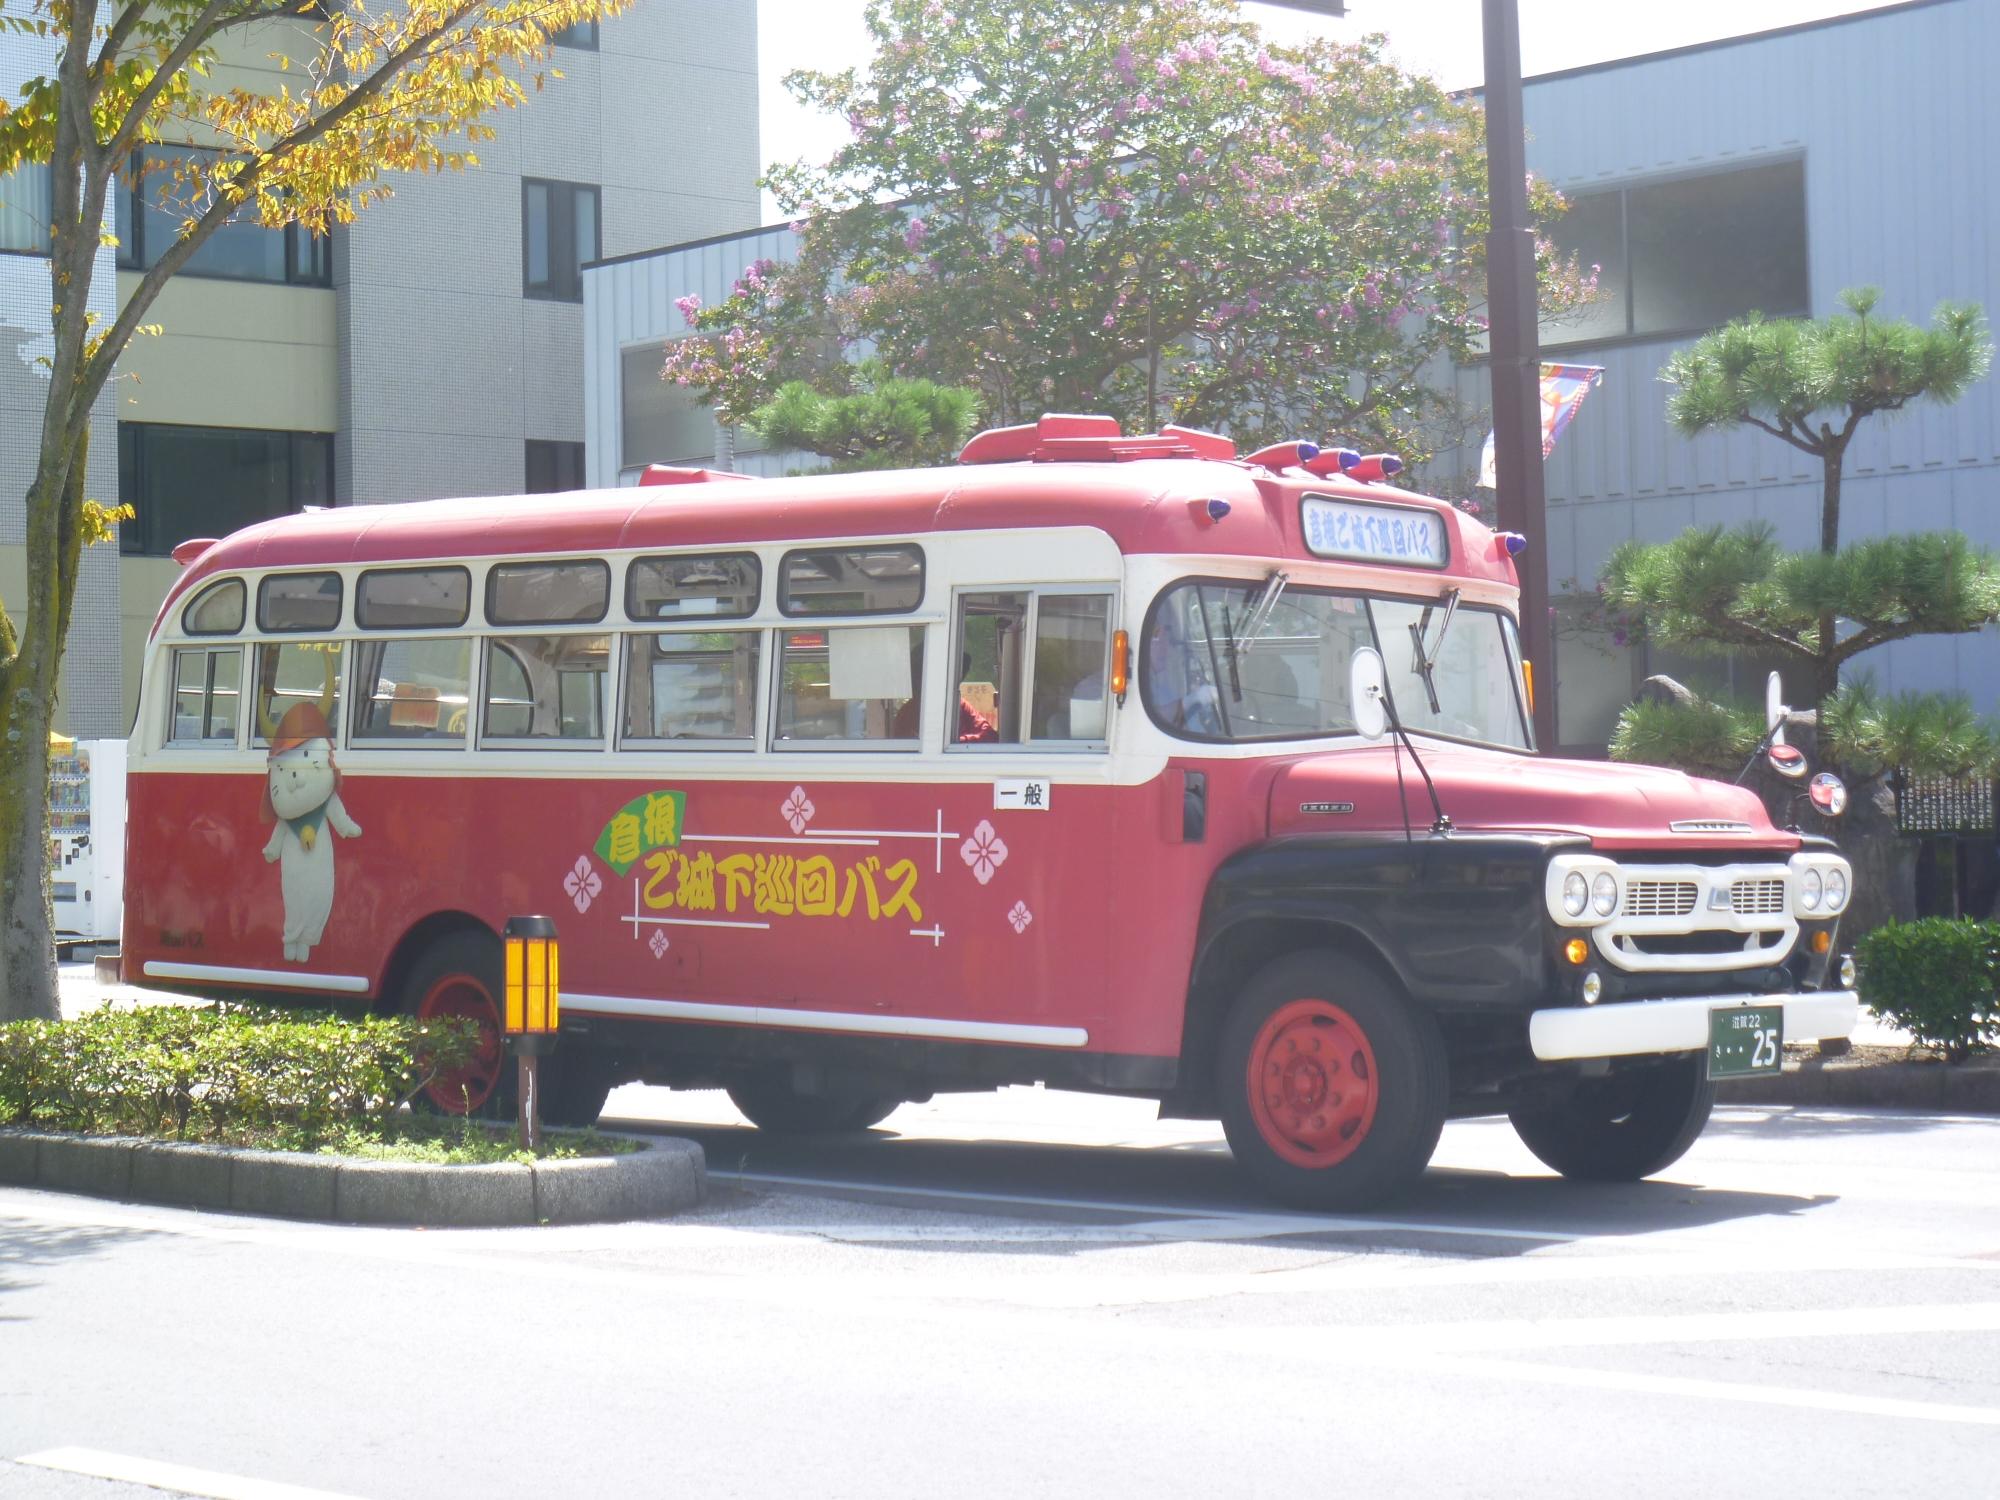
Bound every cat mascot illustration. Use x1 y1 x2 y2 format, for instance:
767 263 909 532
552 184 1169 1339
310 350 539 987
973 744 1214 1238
259 667 362 962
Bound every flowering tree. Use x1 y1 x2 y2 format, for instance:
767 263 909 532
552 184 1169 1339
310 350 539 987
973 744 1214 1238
665 0 1590 459
0 0 625 1022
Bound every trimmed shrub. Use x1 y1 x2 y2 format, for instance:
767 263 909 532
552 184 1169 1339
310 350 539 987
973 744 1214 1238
0 1004 477 1145
1855 918 2000 1063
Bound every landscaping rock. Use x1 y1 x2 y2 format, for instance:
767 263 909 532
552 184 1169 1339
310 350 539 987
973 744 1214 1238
37 1135 135 1200
229 1152 339 1221
131 1141 235 1212
533 1139 705 1224
335 1159 537 1227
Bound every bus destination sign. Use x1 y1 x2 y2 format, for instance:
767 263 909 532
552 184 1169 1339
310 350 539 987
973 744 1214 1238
1301 496 1449 569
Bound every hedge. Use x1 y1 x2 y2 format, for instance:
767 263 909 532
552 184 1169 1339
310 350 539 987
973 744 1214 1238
0 1004 477 1146
1855 918 2000 1063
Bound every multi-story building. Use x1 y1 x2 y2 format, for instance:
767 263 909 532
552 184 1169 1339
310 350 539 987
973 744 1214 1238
0 2 762 737
584 0 1997 758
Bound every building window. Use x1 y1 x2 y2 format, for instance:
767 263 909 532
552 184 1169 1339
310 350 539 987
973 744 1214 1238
1542 158 1808 349
115 146 331 286
551 17 598 48
523 179 599 302
620 343 717 471
526 439 587 493
0 162 52 256
118 423 334 558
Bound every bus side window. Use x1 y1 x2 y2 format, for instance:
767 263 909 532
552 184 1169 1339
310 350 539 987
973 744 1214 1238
773 626 924 745
949 590 1115 747
621 631 760 745
351 638 472 744
167 647 241 745
252 641 343 746
483 635 610 745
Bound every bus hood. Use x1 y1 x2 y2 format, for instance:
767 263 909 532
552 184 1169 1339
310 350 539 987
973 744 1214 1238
1267 743 1795 852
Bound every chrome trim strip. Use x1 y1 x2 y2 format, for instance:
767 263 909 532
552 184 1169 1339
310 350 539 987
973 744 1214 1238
566 992 1090 1049
141 961 371 994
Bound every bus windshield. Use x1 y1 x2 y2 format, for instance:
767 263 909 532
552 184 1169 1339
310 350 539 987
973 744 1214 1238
1143 579 1530 749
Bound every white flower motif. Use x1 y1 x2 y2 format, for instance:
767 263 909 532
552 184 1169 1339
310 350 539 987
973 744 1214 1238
781 785 816 834
1007 900 1033 934
564 855 603 915
960 820 1009 885
649 929 670 960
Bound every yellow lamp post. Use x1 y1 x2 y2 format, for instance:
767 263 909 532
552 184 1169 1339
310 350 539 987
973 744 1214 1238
503 915 560 1150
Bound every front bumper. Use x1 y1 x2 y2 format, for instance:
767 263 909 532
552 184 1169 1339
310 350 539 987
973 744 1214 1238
1529 990 1859 1062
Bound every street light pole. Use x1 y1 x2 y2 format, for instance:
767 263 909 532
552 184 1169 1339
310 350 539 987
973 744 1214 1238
1479 0 1558 752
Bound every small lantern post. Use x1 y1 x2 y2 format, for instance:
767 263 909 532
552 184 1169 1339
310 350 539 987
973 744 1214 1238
502 915 560 1151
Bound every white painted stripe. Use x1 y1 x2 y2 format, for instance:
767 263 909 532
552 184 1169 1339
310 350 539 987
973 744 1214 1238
1530 990 1858 1060
682 833 878 846
619 914 771 930
565 992 1089 1047
142 962 371 995
18 1447 370 1500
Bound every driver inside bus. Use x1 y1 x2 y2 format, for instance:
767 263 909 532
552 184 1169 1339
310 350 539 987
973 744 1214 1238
1147 604 1222 735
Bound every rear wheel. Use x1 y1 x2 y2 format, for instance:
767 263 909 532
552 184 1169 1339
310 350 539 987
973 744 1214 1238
1508 1055 1714 1181
402 931 511 1117
726 1072 902 1135
541 1047 616 1128
1216 952 1447 1211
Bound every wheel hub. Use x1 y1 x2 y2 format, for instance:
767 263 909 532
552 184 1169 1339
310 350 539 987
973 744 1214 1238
417 974 503 1113
1246 999 1380 1169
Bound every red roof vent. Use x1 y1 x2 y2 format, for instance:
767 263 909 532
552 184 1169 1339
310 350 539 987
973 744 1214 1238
638 465 753 486
958 413 1240 465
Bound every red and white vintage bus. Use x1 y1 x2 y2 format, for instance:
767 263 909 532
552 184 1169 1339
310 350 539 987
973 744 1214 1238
124 414 1859 1207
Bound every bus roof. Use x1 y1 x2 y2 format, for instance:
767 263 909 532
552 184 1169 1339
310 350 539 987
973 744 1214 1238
155 449 1519 633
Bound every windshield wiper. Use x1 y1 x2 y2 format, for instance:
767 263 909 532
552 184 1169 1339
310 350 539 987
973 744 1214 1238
1406 588 1462 716
1229 568 1290 668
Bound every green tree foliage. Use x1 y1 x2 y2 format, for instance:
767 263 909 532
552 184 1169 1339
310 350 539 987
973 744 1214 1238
0 0 627 1022
748 365 982 472
662 0 1592 460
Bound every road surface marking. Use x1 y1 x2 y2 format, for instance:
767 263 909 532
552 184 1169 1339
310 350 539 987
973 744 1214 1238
18 1448 369 1500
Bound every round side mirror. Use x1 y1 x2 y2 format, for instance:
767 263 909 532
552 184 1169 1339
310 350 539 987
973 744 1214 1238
1767 741 1809 781
1809 772 1848 817
1350 647 1389 741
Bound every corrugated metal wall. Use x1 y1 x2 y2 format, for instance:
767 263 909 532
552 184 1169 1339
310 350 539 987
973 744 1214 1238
1456 0 1998 705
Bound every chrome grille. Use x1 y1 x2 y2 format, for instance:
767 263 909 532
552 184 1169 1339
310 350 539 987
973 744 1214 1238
1731 877 1787 915
1623 879 1698 918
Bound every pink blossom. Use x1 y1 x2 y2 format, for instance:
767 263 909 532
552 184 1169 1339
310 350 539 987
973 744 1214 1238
938 150 952 166
1191 146 1206 164
1011 106 1026 120
674 294 702 325
1102 313 1116 328
1339 301 1357 321
904 217 928 250
1047 237 1066 257
1133 93 1154 112
1156 58 1178 80
1176 172 1189 190
1114 43 1135 79
1198 38 1217 60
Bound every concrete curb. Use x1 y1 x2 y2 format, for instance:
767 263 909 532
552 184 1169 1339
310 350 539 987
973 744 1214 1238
1719 1059 2000 1113
0 1129 706 1225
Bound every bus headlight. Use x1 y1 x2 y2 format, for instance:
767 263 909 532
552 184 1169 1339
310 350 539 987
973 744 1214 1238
1839 954 1857 989
1800 868 1823 911
1563 872 1589 917
1824 868 1848 912
1590 872 1618 917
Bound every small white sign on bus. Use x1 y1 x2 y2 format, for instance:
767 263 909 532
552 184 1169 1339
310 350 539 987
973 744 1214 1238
994 779 1051 812
1301 495 1449 569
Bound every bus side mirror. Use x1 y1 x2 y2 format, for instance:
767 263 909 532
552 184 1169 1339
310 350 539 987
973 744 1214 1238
1351 647 1389 742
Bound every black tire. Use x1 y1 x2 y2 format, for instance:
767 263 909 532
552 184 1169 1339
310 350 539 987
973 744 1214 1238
1216 951 1448 1211
1507 1054 1715 1182
400 930 514 1118
726 1073 902 1135
541 1047 616 1129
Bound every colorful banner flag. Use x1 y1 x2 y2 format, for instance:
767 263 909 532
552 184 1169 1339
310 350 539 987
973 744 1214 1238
1477 363 1605 489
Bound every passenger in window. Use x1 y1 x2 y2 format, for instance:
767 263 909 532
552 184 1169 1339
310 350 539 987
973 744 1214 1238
955 653 998 744
1147 609 1221 735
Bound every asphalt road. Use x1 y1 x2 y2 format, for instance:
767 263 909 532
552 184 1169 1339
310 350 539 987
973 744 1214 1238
3 1087 1998 1499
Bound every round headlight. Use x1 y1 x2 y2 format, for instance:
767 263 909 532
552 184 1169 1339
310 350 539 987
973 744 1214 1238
1839 954 1857 989
1824 868 1848 912
1581 971 1603 1004
1591 872 1618 917
1563 871 1589 917
1800 867 1823 911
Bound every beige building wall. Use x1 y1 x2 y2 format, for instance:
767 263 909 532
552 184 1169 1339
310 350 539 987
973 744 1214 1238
119 556 185 732
113 274 337 431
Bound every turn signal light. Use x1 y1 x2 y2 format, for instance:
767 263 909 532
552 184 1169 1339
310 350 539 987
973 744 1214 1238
1110 629 1129 704
1564 938 1588 965
1811 930 1832 955
1523 660 1535 713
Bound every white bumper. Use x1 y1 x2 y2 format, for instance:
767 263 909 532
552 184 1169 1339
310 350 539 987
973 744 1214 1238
1529 990 1860 1062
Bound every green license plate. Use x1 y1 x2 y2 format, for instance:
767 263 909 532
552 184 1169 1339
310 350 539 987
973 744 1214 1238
1708 1005 1784 1080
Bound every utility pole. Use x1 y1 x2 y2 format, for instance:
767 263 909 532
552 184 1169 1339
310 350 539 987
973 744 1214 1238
1479 0 1558 752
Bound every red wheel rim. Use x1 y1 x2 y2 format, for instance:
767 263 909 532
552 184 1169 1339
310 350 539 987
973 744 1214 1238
417 972 503 1113
1246 999 1379 1170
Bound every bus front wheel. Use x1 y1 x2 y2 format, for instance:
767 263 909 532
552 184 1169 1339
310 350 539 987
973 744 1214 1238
726 1072 902 1135
1507 1056 1714 1182
1217 952 1447 1211
403 931 511 1117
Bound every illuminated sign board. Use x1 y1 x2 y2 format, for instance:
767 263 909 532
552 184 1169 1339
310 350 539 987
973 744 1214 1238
1300 496 1450 569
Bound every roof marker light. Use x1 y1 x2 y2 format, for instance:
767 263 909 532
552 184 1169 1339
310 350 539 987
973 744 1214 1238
1245 440 1319 472
1187 497 1232 526
1498 531 1529 557
1299 447 1362 479
1346 454 1404 483
1206 499 1231 522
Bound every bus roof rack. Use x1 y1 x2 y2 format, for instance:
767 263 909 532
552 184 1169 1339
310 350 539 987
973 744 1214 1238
958 414 1238 466
637 465 754 487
